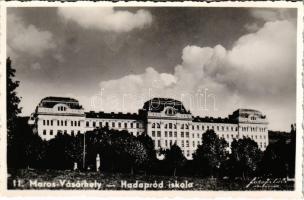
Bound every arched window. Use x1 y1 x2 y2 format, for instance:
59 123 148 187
157 123 161 128
152 123 155 128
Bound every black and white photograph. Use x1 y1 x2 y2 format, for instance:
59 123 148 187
2 2 303 194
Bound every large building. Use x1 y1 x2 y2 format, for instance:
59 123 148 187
28 97 269 159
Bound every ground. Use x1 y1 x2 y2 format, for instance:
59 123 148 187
7 169 294 190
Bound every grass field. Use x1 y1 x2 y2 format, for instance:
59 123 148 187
7 169 294 190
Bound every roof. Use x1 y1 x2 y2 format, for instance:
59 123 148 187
142 98 190 114
85 111 144 120
192 116 237 124
39 96 83 109
231 109 266 119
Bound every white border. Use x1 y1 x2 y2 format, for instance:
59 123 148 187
0 1 303 198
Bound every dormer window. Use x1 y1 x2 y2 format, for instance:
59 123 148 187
165 107 176 116
57 106 67 111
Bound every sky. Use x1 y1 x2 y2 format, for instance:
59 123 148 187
7 7 297 131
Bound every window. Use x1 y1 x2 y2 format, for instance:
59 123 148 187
164 124 168 129
71 130 74 136
64 130 67 134
186 141 189 147
71 121 73 126
193 141 195 147
197 133 199 138
99 122 102 127
212 126 214 130
51 120 53 126
165 131 168 137
93 122 96 127
42 120 45 126
202 125 205 130
112 122 115 128
118 122 121 128
43 130 46 135
131 123 133 128
86 121 89 127
65 120 67 126
165 140 168 147
169 132 172 137
174 124 177 129
174 132 177 137
169 123 172 129
157 123 160 128
182 141 184 147
124 123 127 128
192 125 194 130
152 123 155 128
181 132 184 137
152 131 155 137
181 124 184 129
61 120 63 126
207 126 209 130
186 132 189 138
222 126 224 131
235 127 238 131
157 131 161 137
217 126 219 131
197 125 199 130
57 120 59 126
185 125 189 129
158 140 161 147
136 123 139 128
50 130 53 135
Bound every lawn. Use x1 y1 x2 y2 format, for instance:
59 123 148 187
7 169 294 190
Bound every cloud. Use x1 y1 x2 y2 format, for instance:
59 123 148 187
88 15 296 131
30 62 42 70
57 7 152 33
249 8 297 22
7 13 56 58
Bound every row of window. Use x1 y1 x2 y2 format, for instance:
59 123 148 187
151 122 267 133
241 127 267 132
151 130 267 141
43 119 81 127
42 129 143 137
42 129 81 136
153 139 201 149
86 121 141 129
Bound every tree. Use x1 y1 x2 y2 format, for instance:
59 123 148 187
125 138 148 174
230 138 262 178
260 124 296 178
137 133 157 174
164 144 186 176
7 57 22 168
260 140 288 177
192 129 229 177
7 57 22 141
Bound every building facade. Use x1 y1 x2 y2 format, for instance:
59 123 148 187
29 97 269 159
